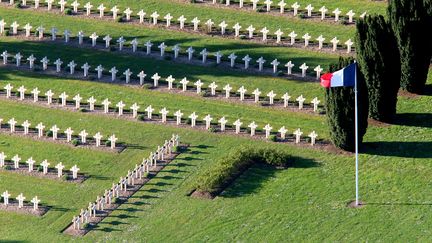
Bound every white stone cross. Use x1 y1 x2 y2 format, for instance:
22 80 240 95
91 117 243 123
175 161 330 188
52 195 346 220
58 0 67 12
22 120 31 134
10 21 19 35
130 103 140 118
31 88 40 102
64 29 71 43
172 44 180 59
248 121 258 136
257 57 266 71
131 38 138 52
41 160 49 174
151 73 161 87
314 65 323 79
288 31 297 45
145 105 154 119
206 19 215 32
158 42 167 56
306 4 314 17
292 2 300 16
233 119 242 134
271 59 280 73
71 0 80 13
138 10 146 23
252 88 261 103
238 86 247 101
137 71 147 85
87 96 96 111
4 83 13 98
333 8 342 22
26 157 35 172
180 78 189 91
90 32 99 47
18 86 27 100
71 165 80 179
166 75 175 90
84 2 93 16
82 63 90 77
2 191 11 205
117 36 126 51
151 11 160 25
17 193 25 208
282 93 291 107
159 108 169 123
279 126 288 139
65 127 74 142
36 26 45 39
54 58 63 73
316 35 325 49
0 20 5 35
36 122 45 137
192 17 201 31
27 54 36 69
123 69 132 83
164 13 173 27
223 84 232 98
73 94 82 109
296 95 305 109
1 51 8 64
31 196 40 210
264 124 273 139
303 33 311 47
278 0 286 13
174 110 183 125
203 114 213 130
345 39 354 53
294 128 303 143
12 154 21 169
8 118 17 133
50 27 58 41
103 35 112 48
346 10 355 23
194 80 204 93
200 49 208 63
59 92 68 106
24 23 32 37
15 53 22 67
77 31 84 45
267 90 276 104
108 134 118 149
331 37 339 52
246 25 255 39
242 55 252 69
319 6 328 20
144 40 153 55
95 65 104 79
109 67 118 81
188 112 198 127
50 125 60 140
186 47 195 61
0 152 7 167
264 0 273 11
251 0 259 10
233 23 242 37
67 61 77 75
55 162 65 177
116 101 125 116
300 63 309 77
40 57 49 70
124 8 133 21
275 29 284 43
218 117 228 131
178 15 186 29
215 51 223 64
219 21 228 35
311 97 320 112
111 6 119 19
93 132 103 147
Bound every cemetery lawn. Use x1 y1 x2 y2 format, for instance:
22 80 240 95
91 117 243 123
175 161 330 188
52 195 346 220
0 68 432 241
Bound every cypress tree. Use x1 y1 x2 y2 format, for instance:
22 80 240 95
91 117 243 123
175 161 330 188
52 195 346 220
388 0 432 94
355 15 401 122
325 57 369 152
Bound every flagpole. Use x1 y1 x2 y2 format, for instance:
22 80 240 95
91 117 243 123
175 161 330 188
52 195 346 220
354 61 359 206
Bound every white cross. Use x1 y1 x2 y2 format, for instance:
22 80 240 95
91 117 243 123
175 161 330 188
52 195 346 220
311 97 320 112
288 31 297 45
2 191 11 205
164 13 173 27
346 10 355 23
0 152 7 167
188 112 198 127
108 134 118 149
1 51 8 64
145 40 153 55
248 121 258 136
233 23 242 37
58 0 67 12
228 53 237 68
123 69 132 83
59 92 68 106
84 2 93 16
252 88 261 103
116 101 126 116
117 36 126 51
219 21 228 35
223 84 232 98
22 120 31 134
166 75 175 90
71 165 80 179
180 78 189 91
0 20 5 34
292 2 300 16
296 95 305 109
192 17 201 31
151 11 160 25
282 93 291 107
145 105 154 119
174 110 183 125
137 71 147 85
31 196 40 210
264 0 273 11
109 67 118 81
303 33 311 47
78 129 88 143
95 65 104 79
267 90 276 104
263 124 273 139
278 0 286 13
130 103 140 118
345 39 354 53
251 0 259 10
87 96 96 110
203 114 213 130
130 38 139 52
160 108 169 123
50 125 60 140
294 128 303 143
360 12 367 19
41 159 50 174
36 26 45 39
152 73 161 87
50 27 58 41
24 23 32 37
8 118 17 133
194 80 204 93
10 21 19 35
102 35 112 49
158 42 167 56
77 31 84 45
178 15 186 29
36 123 45 137
186 47 195 61
278 126 288 139
218 117 227 131
233 119 242 134
26 157 35 172
242 55 251 69
333 8 342 22
331 37 339 51
39 56 49 70
200 49 208 63
54 58 63 72
90 32 99 47
55 162 65 177
257 57 266 71
209 82 218 96
275 29 284 43
17 86 27 100
65 127 74 142
4 83 13 98
172 44 180 59
260 27 269 42
237 86 247 101
97 4 106 18
124 8 133 21
300 63 309 77
82 63 90 77
316 35 325 49
12 154 21 168
319 6 328 20
73 94 82 109
305 4 314 17
67 61 77 75
246 25 255 39
138 10 146 23
16 193 25 208
271 59 280 73
93 132 103 147
71 0 80 13
31 88 40 102
314 65 323 79
215 51 223 64
111 6 119 19
27 54 36 69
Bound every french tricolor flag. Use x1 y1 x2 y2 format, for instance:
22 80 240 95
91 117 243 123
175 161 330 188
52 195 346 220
320 63 357 88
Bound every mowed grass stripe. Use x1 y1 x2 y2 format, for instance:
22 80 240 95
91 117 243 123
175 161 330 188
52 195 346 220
0 8 341 69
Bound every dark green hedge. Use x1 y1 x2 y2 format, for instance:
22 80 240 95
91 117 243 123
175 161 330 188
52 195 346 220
192 146 293 196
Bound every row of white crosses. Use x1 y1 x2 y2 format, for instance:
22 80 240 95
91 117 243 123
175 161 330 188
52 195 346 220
0 151 80 179
205 0 365 23
1 191 40 211
1 53 322 112
0 115 118 149
0 6 355 53
71 135 179 230
0 22 335 77
1 84 318 144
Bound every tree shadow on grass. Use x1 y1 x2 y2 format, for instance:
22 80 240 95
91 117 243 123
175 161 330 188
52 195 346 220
393 113 432 128
367 202 432 206
362 141 432 159
220 157 319 198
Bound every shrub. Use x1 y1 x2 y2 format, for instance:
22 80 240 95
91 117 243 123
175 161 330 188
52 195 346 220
239 35 247 40
137 114 145 121
297 13 306 19
105 140 111 147
219 0 226 4
190 0 197 3
45 130 53 137
62 174 70 181
3 30 10 36
116 15 124 23
65 8 73 15
199 91 210 97
71 139 80 147
37 165 43 172
4 165 12 170
175 83 183 89
173 146 182 153
191 146 293 196
185 118 192 125
208 127 217 133
14 2 22 8
142 84 152 89
79 108 87 113
268 135 277 142
256 6 265 12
